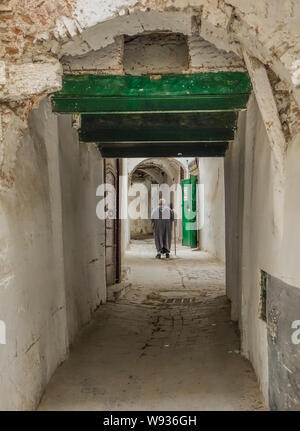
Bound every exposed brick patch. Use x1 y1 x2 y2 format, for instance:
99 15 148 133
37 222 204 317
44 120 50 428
5 46 18 54
267 67 300 142
0 101 32 189
0 0 76 61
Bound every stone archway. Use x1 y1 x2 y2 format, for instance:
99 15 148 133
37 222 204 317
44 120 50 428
128 157 189 183
43 2 300 105
128 157 187 241
1 3 299 189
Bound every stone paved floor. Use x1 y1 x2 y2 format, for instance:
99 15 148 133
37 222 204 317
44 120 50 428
38 240 265 411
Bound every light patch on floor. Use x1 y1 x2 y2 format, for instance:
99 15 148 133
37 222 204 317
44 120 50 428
38 240 265 411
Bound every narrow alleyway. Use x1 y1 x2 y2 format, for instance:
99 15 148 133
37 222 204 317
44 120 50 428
38 240 265 411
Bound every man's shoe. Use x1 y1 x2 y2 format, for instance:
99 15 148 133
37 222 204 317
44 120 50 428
166 253 170 259
156 253 161 259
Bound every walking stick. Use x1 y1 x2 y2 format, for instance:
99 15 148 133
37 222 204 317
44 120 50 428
174 220 177 256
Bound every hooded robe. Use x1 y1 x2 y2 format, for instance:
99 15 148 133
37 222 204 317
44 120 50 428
151 204 175 253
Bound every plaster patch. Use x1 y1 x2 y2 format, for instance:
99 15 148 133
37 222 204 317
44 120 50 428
0 274 15 290
0 105 28 189
291 60 300 87
0 63 6 86
188 35 245 71
62 38 124 74
124 33 189 75
0 62 62 102
58 11 193 57
0 238 13 289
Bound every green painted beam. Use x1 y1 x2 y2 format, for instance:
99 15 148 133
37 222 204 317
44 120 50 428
52 72 251 113
51 73 249 158
55 73 251 96
79 112 237 143
81 127 234 142
52 94 250 113
96 141 228 158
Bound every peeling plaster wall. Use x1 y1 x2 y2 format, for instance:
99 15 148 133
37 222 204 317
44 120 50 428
0 99 68 410
199 157 225 262
225 94 300 406
0 0 75 62
55 10 194 57
61 31 244 75
62 37 124 74
188 35 244 72
57 114 106 344
0 98 106 410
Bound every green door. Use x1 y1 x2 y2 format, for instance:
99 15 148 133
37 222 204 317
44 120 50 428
181 175 198 248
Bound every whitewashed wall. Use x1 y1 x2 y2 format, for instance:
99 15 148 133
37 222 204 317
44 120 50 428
199 158 225 262
225 94 300 405
0 98 106 410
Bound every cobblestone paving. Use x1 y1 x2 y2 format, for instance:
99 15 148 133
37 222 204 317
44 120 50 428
39 240 265 411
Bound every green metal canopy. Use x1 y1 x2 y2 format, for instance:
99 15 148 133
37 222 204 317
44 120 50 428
51 72 251 157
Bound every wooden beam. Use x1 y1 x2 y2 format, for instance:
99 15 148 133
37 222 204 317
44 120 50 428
51 72 251 113
52 94 250 114
79 112 237 143
97 141 229 158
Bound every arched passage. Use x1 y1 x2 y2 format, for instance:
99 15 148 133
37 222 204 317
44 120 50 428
127 157 187 240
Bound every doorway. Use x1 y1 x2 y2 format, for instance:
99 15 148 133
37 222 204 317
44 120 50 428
104 158 121 286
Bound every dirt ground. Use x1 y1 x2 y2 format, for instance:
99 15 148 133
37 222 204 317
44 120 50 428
38 239 265 411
